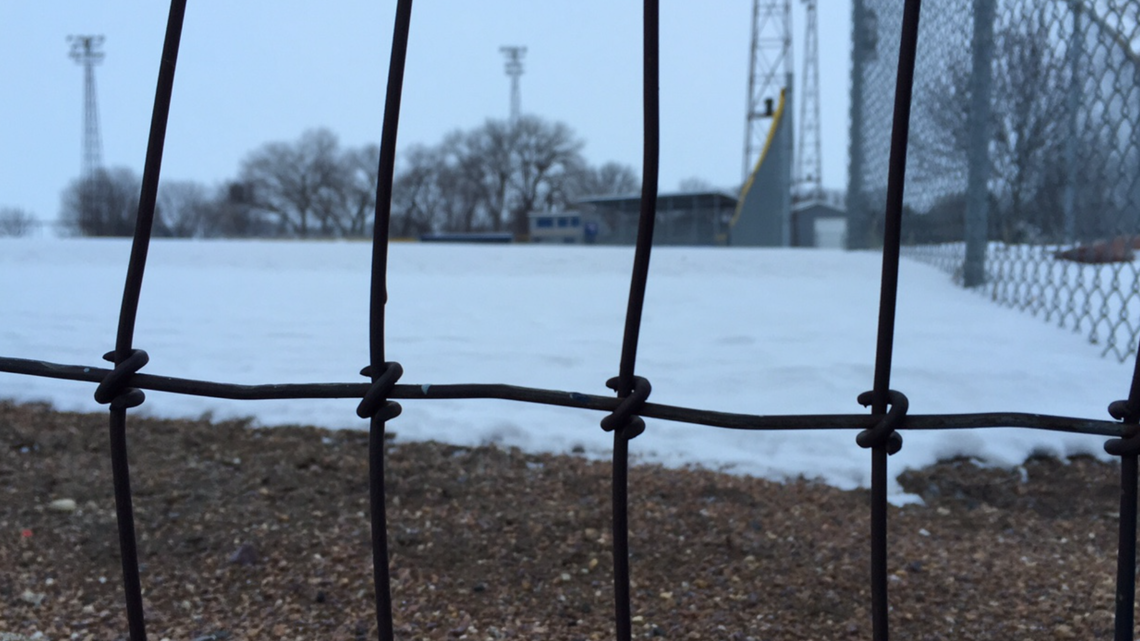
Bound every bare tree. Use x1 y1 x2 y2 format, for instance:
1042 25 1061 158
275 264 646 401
341 144 380 237
154 180 213 238
59 167 141 237
926 10 1076 243
390 145 449 236
570 161 640 198
238 129 390 238
197 182 275 238
388 117 636 236
989 18 1069 242
506 116 585 236
0 207 39 237
440 122 514 232
239 128 350 238
394 116 591 237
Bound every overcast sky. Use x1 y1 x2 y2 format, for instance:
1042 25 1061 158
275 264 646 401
0 2 852 224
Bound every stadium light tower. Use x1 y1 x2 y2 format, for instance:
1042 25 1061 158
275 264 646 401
743 0 793 182
69 35 105 179
499 46 526 122
795 0 823 203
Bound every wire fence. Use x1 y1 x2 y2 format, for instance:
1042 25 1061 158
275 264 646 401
4 1 1140 640
849 0 1140 361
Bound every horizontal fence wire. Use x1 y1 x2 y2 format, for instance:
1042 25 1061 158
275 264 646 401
1 355 1133 437
4 0 1140 639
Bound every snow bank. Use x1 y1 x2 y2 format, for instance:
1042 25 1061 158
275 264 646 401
2 238 1132 497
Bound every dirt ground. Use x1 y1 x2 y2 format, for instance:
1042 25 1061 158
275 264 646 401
0 399 1132 640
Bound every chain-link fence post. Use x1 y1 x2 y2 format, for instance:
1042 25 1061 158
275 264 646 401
1062 2 1081 244
1128 44 1140 242
847 0 870 250
963 0 994 287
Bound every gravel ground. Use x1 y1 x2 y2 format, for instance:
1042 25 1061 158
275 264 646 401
0 399 1132 640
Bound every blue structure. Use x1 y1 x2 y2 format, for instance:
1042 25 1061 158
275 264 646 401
730 88 793 246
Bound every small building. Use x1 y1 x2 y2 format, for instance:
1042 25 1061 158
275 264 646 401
792 201 848 248
528 187 847 248
572 191 738 246
528 211 584 243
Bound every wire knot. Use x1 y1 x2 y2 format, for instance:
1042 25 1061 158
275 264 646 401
357 362 403 421
1108 399 1140 424
94 349 149 410
856 389 907 455
600 376 651 439
1104 399 1140 456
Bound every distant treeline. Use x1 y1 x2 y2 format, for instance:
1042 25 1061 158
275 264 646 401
39 116 640 240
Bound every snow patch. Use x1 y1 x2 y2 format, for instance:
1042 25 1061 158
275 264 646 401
1 238 1132 498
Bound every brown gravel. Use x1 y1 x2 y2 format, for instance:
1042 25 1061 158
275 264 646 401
0 399 1131 640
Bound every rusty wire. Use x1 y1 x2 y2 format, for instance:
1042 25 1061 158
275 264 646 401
5 1 1140 640
860 2 923 637
360 1 415 638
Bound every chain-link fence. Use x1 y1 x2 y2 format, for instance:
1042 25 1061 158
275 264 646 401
849 0 1140 361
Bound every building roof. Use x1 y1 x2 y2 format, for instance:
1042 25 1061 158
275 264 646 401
792 200 846 215
575 190 738 212
527 210 582 219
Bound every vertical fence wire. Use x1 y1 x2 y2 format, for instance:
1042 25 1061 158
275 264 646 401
111 5 185 360
865 1 922 639
610 427 634 641
94 3 188 640
1106 347 1140 640
105 406 144 638
1116 453 1138 641
606 1 660 639
363 1 415 639
616 0 661 392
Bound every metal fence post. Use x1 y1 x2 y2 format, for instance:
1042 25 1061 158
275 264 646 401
1062 3 1082 244
1104 348 1140 641
846 0 869 250
963 0 994 287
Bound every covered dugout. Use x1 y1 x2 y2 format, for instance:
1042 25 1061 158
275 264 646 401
574 191 738 246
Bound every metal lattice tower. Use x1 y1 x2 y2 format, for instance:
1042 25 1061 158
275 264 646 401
69 35 105 179
499 46 526 122
795 0 823 203
743 0 793 181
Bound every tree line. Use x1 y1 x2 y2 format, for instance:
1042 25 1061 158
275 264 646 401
51 116 639 239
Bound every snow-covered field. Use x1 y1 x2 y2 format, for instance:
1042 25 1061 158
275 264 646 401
2 239 1135 497
905 241 1140 361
